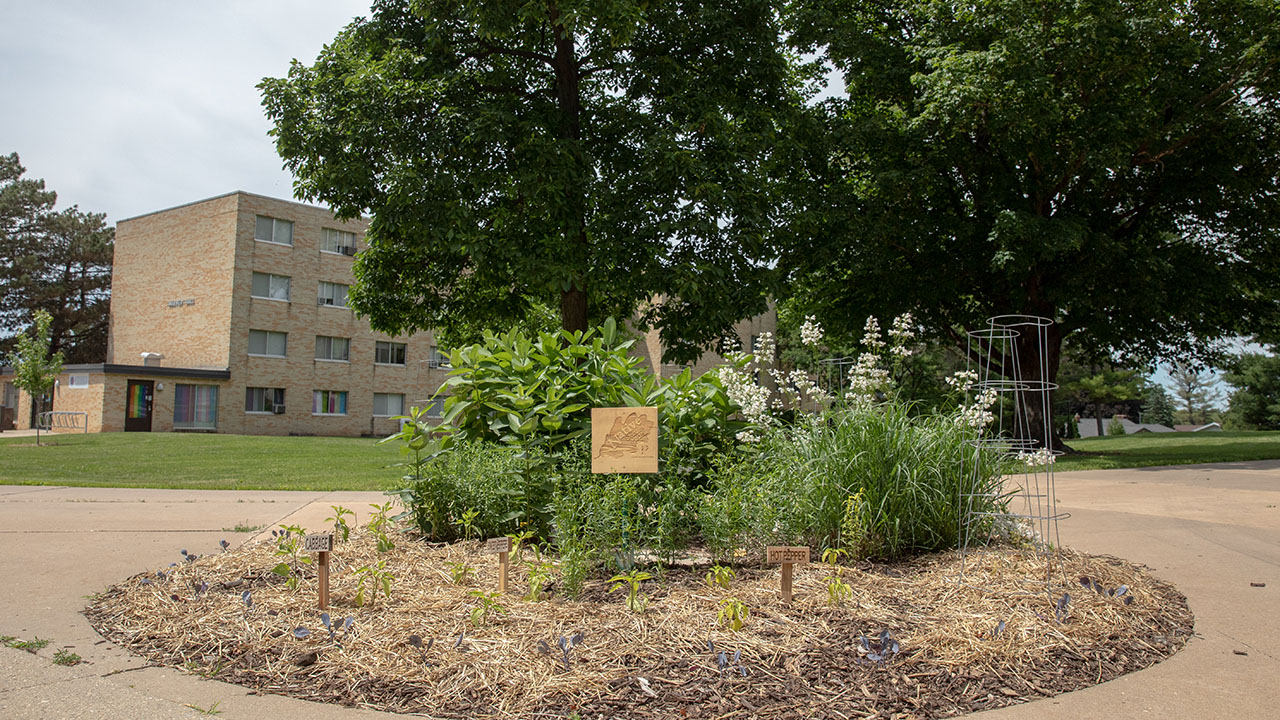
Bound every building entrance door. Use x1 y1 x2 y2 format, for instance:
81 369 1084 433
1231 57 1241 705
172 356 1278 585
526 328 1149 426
125 380 153 432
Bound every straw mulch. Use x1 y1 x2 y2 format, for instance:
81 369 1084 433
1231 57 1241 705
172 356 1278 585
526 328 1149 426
85 529 1193 719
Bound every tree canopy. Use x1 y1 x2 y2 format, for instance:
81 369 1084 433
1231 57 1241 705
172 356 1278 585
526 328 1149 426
261 0 818 361
1223 350 1280 430
0 153 113 363
785 0 1280 393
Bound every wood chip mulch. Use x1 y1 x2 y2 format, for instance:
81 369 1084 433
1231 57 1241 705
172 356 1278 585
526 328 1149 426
85 529 1193 719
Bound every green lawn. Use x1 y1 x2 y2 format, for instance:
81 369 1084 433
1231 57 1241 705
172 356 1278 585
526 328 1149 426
2 429 1278 490
1055 430 1280 472
0 432 401 490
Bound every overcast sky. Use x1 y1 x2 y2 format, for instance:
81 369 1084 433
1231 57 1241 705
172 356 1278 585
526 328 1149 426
2 0 369 224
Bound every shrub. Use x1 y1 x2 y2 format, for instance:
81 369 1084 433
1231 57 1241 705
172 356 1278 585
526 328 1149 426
434 317 749 483
1107 417 1127 435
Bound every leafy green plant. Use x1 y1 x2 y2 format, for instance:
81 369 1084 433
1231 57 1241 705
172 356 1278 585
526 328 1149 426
367 502 396 552
326 505 355 543
353 559 394 607
524 547 555 602
509 529 536 561
608 570 653 613
718 596 750 631
52 649 82 666
705 564 735 591
271 524 312 590
454 507 481 541
822 548 853 606
445 561 475 585
468 590 508 626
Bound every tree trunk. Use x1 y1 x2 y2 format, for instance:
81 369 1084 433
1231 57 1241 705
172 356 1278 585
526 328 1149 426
561 283 588 333
1012 315 1066 451
551 5 589 334
1094 404 1104 438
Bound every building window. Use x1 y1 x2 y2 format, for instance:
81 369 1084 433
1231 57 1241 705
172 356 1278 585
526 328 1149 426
254 215 293 246
321 228 356 255
427 345 450 369
245 387 285 413
315 335 350 362
67 374 89 389
425 397 445 418
251 272 291 301
248 329 287 357
174 385 218 429
375 341 406 365
313 390 347 415
317 281 349 308
373 393 404 417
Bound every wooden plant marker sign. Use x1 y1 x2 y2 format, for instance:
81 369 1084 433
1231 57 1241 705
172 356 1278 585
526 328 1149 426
591 406 659 474
767 546 810 603
484 536 512 593
304 533 334 610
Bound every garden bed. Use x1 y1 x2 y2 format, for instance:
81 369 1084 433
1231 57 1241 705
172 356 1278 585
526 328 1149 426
86 529 1193 718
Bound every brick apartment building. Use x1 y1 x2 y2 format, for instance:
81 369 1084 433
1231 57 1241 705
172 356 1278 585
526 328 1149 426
1 191 774 437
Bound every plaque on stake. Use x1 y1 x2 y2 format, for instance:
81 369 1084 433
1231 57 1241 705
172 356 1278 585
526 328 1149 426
766 546 810 604
304 533 334 610
591 407 659 474
483 536 512 593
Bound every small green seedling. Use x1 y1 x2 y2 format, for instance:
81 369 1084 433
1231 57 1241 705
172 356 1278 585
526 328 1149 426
718 596 750 631
326 505 355 543
608 570 653 613
455 507 481 541
368 502 396 552
705 564 735 590
353 559 395 607
468 590 508 626
525 547 555 602
445 561 475 585
821 548 852 607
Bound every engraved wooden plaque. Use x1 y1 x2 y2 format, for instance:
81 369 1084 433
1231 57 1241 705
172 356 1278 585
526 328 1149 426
483 536 512 555
591 406 659 474
303 533 334 553
766 546 810 565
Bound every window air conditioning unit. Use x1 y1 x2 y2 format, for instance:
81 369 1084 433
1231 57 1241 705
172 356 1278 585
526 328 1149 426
340 245 356 256
273 405 286 415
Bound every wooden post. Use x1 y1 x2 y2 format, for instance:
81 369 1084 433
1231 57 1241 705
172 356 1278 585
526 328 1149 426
303 533 335 611
767 546 810 604
484 536 513 593
318 550 330 610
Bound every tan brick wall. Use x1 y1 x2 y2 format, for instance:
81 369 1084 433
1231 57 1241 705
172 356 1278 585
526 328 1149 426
109 194 239 369
49 373 105 433
223 193 444 437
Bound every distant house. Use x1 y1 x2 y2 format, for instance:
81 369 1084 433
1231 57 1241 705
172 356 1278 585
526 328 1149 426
1077 417 1176 438
1173 422 1223 433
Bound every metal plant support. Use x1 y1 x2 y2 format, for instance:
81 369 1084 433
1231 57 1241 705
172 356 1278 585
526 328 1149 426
958 315 1065 591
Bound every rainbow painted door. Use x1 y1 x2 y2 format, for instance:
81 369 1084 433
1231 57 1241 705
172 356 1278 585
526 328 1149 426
125 380 153 432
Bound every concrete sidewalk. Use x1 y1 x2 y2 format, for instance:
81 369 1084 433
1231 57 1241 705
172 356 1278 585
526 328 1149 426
0 461 1274 719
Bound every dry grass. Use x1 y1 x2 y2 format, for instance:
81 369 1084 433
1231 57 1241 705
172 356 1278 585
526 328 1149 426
86 529 1192 718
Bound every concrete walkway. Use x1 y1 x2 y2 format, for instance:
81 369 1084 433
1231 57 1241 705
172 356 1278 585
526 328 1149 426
0 462 1275 719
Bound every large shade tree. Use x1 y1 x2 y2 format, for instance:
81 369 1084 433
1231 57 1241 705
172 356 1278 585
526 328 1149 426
786 0 1280 443
261 0 818 361
0 153 113 364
